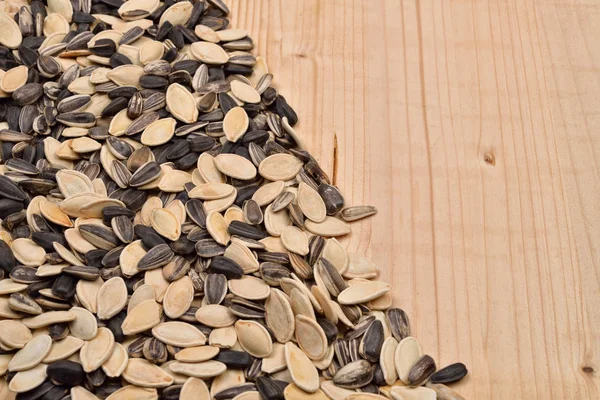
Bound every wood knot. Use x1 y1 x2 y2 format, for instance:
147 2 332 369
484 152 496 166
582 366 595 374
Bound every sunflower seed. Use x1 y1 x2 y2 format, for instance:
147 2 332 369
204 273 227 305
429 362 468 385
407 354 436 387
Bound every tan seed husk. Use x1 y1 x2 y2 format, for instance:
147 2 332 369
175 346 220 363
21 311 76 329
151 321 206 347
102 342 128 378
197 153 225 184
214 154 257 180
390 386 437 400
188 183 235 200
180 377 211 400
122 358 174 388
68 306 98 340
97 277 128 320
259 154 303 181
265 289 295 343
234 320 272 358
163 276 194 319
228 276 270 300
141 117 176 146
322 238 349 275
298 182 327 223
338 281 390 305
284 384 329 400
0 12 23 50
206 211 231 246
8 334 52 372
104 386 158 400
121 299 161 335
289 288 316 320
280 226 309 256
264 204 291 237
151 208 181 241
252 180 285 206
209 326 237 348
195 304 236 328
128 284 156 314
230 80 261 104
80 327 115 372
8 364 47 394
285 342 320 393
11 238 46 267
380 337 399 385
344 252 379 279
223 241 259 274
395 337 422 384
191 42 229 64
166 84 198 123
295 315 328 360
169 360 226 379
0 320 32 349
305 217 351 237
1 66 28 93
43 335 84 363
223 106 249 142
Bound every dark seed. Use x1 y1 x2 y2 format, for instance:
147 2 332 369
387 308 410 342
430 362 468 385
195 239 225 258
62 265 100 281
89 38 117 57
0 174 28 201
256 376 284 400
204 273 227 304
51 274 77 299
162 255 191 281
111 215 134 243
47 360 86 386
0 199 24 219
102 206 135 224
10 266 41 283
214 350 253 369
208 256 244 279
228 221 266 240
407 354 437 387
143 337 168 364
214 383 256 400
259 262 291 286
318 183 344 215
332 360 373 389
78 224 121 250
137 244 174 270
129 161 160 187
360 320 384 363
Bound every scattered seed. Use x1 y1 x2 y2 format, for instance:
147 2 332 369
0 3 464 398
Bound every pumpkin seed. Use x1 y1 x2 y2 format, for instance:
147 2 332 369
80 327 115 372
390 386 437 400
234 320 272 358
97 277 128 319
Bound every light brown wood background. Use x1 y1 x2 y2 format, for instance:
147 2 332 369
229 0 600 398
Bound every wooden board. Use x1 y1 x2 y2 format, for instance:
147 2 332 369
229 0 600 398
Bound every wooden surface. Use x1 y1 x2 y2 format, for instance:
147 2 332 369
229 0 600 398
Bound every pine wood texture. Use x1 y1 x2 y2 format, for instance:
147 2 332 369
229 0 600 398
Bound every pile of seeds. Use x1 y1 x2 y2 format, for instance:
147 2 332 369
0 0 468 399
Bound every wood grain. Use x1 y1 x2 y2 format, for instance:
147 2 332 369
229 0 600 398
